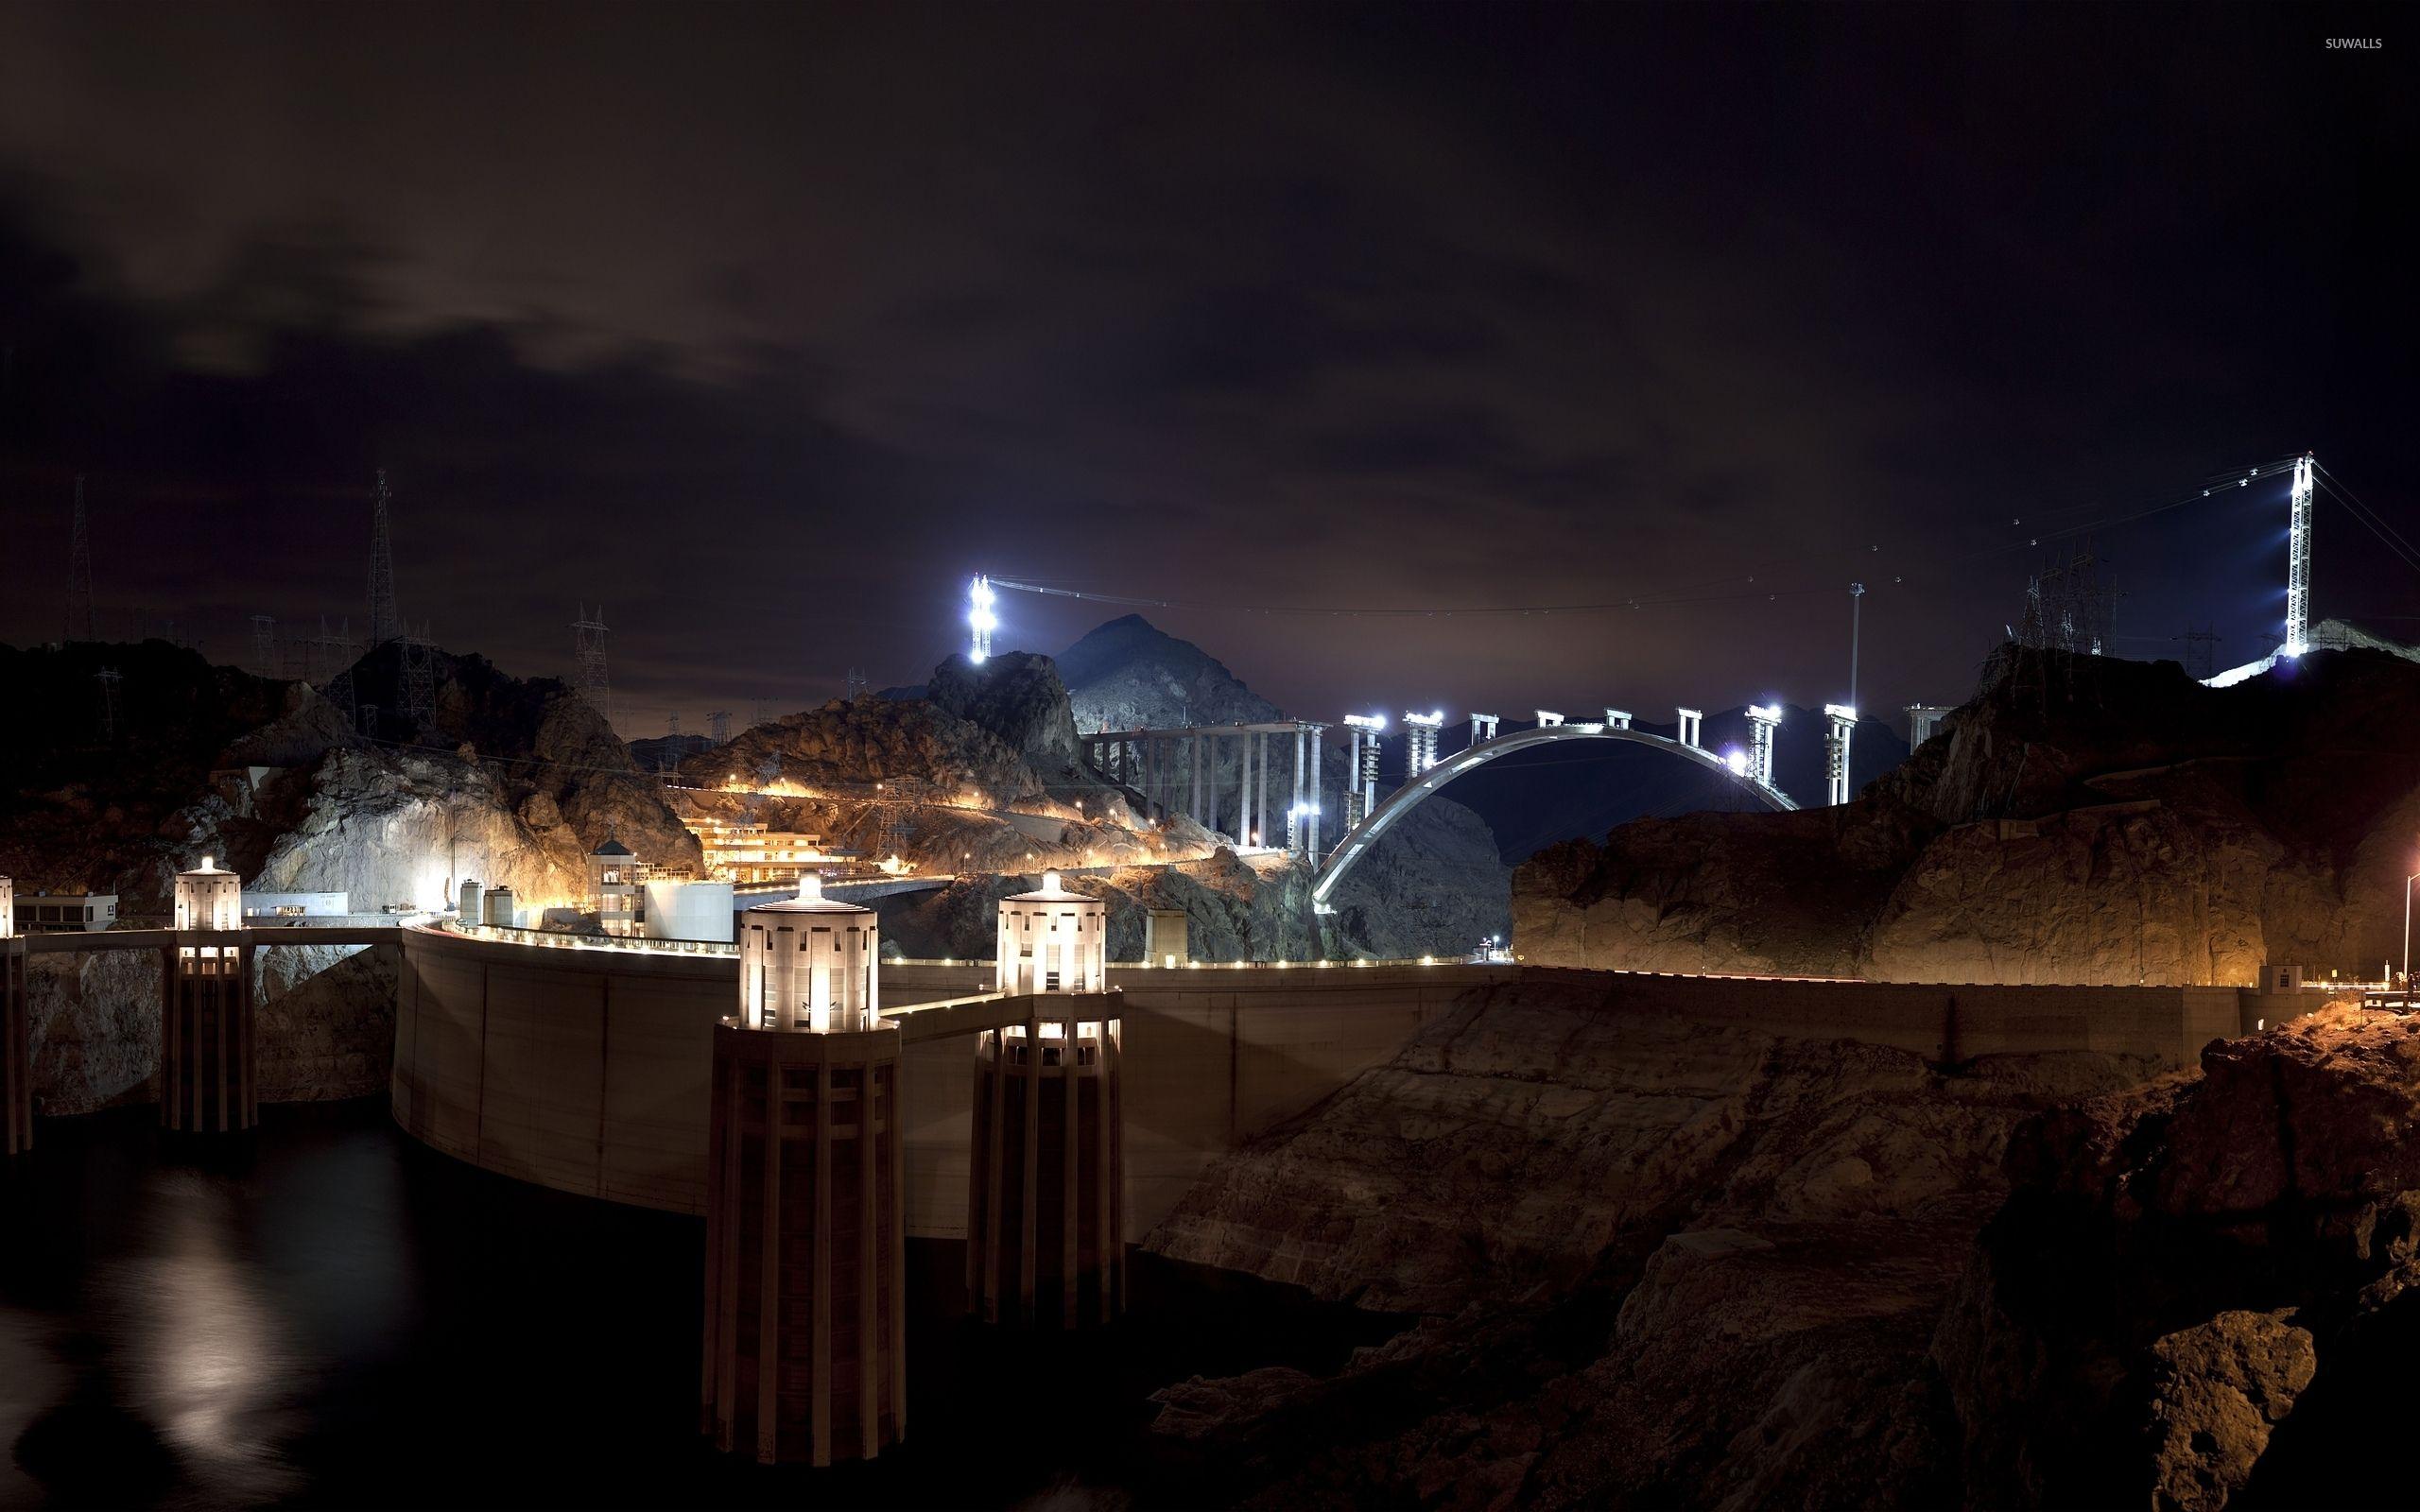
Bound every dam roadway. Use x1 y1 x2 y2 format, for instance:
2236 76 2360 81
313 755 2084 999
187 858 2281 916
384 922 2286 1241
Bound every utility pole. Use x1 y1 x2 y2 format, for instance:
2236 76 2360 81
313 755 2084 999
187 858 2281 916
1848 582 1866 709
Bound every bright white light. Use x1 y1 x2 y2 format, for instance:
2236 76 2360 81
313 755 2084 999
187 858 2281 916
1723 748 1749 775
967 575 996 663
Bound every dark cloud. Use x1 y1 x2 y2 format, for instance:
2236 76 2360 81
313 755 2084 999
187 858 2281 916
0 0 2411 752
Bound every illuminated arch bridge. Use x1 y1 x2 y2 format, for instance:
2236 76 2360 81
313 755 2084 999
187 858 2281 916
1080 702 1858 917
1308 714 1799 911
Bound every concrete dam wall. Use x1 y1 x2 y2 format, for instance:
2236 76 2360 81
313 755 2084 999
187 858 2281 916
389 925 2297 1238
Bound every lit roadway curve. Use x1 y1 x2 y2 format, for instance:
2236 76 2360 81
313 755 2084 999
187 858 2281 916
1310 720 1797 910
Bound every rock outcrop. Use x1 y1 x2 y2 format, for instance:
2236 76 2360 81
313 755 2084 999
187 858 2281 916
1 639 695 1113
1139 971 2166 1508
1931 1005 2420 1509
26 940 396 1115
1517 644 2420 985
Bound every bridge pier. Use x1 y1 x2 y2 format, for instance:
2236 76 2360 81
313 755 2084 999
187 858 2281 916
1239 731 1256 846
1824 704 1858 805
1306 725 1322 858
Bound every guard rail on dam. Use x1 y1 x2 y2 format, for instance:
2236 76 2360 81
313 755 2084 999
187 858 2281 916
386 922 2317 1238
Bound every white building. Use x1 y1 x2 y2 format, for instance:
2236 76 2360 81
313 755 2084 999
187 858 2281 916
739 873 880 1033
174 856 243 932
995 872 1106 995
643 878 735 943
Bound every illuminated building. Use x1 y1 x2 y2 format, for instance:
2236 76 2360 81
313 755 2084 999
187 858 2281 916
701 875 905 1465
163 856 254 1134
691 819 852 885
966 883 1127 1326
1 875 26 1156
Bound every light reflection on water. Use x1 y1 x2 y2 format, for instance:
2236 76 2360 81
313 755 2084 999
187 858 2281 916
116 1171 305 1505
0 1100 1400 1509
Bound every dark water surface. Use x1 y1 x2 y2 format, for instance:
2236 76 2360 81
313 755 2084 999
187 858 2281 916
0 1101 1398 1510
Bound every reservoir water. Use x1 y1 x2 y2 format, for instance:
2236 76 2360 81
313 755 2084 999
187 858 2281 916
0 1100 1397 1509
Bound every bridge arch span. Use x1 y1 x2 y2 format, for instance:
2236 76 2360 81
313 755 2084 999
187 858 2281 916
1310 722 1796 909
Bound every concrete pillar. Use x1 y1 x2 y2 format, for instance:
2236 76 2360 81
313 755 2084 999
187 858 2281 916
1292 727 1307 856
1256 732 1272 849
1190 735 1203 825
2 933 26 1157
700 1020 907 1466
1238 732 1255 847
1824 704 1858 806
965 1000 1125 1327
1306 727 1323 858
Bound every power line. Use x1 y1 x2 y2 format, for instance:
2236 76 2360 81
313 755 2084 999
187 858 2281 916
988 455 2308 624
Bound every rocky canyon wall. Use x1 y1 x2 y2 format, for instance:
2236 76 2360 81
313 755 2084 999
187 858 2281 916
1515 646 2420 987
1143 970 2172 1508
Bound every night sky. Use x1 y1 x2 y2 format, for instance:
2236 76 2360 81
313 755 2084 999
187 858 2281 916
0 3 2411 737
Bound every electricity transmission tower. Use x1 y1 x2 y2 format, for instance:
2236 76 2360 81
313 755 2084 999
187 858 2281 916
2018 548 2118 658
2176 627 2221 682
65 475 95 643
572 605 612 725
368 470 404 645
401 620 437 730
709 711 732 744
249 615 278 679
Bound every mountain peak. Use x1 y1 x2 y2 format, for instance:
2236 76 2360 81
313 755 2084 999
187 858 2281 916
1057 615 1279 730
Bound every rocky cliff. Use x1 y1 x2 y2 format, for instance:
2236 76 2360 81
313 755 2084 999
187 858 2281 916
0 639 696 1115
1933 1004 2420 1509
1515 645 2420 985
1142 970 2169 1508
